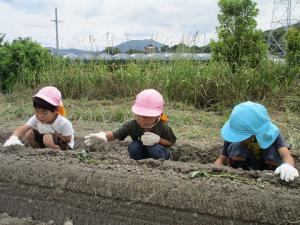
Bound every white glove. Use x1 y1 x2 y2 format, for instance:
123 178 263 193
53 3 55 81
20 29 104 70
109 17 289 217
84 132 107 146
3 135 24 147
274 163 299 182
141 132 160 146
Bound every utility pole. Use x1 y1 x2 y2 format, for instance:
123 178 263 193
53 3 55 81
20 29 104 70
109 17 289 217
51 8 62 55
268 0 300 58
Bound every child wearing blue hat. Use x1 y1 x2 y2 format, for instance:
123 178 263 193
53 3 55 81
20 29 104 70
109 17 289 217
214 101 299 182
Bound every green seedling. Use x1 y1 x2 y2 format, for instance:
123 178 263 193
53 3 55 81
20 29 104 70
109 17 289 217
78 150 100 165
79 150 91 163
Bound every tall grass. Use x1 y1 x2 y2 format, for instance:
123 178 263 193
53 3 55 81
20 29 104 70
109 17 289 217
13 58 300 110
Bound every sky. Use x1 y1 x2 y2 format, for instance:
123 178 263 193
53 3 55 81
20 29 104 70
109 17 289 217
1 0 299 51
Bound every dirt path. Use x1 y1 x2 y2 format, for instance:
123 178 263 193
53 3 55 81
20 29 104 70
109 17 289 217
0 131 300 225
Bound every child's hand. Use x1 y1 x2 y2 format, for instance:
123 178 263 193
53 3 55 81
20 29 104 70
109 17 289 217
84 132 107 146
274 163 299 182
141 132 160 146
53 144 60 150
3 135 24 147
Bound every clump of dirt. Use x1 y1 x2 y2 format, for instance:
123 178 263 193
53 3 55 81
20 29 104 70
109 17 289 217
171 141 221 163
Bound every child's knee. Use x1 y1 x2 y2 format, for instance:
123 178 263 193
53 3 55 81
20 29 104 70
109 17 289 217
43 134 60 149
128 146 140 156
24 129 34 142
128 141 143 152
148 144 170 160
43 134 55 145
128 141 145 160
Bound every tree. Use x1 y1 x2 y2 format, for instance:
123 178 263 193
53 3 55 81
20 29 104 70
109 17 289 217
0 37 52 92
190 45 211 53
160 45 170 52
170 43 189 53
286 27 300 67
211 0 267 70
194 44 211 53
126 49 144 54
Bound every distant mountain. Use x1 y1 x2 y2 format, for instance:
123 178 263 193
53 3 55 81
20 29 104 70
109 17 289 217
114 39 165 53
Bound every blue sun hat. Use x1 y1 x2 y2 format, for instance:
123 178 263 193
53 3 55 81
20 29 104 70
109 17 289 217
221 101 279 149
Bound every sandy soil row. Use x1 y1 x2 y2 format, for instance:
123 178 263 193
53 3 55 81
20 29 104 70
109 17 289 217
0 137 300 225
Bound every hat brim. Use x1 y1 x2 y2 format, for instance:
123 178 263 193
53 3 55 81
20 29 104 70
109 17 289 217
255 122 279 149
132 105 161 117
221 120 252 143
34 94 59 106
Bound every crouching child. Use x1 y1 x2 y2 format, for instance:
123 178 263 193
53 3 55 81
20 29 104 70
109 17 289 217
3 86 74 150
84 89 176 160
214 101 299 182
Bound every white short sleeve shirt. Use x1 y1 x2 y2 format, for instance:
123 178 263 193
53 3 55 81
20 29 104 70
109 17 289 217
26 115 75 148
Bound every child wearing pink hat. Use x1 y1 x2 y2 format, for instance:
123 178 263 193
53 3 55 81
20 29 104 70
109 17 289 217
3 86 74 150
84 89 176 160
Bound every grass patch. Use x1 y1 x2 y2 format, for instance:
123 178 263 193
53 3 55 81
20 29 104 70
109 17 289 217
10 59 300 111
0 93 300 152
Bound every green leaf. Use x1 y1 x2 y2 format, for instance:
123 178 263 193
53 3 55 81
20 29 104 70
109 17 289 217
189 170 209 179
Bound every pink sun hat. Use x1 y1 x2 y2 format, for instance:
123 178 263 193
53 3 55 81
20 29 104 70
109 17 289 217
132 89 164 117
34 86 62 106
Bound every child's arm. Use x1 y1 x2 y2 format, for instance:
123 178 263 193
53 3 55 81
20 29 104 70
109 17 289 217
158 137 174 147
12 124 32 137
214 141 230 167
214 155 228 167
84 131 115 146
275 147 299 182
4 124 31 146
278 147 295 165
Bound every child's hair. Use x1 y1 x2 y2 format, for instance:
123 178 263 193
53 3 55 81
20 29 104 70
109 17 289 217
33 97 57 112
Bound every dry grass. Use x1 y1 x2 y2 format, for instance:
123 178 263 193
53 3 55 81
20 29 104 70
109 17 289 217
0 93 299 151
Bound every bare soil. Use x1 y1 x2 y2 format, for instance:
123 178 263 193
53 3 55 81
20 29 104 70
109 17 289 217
0 213 50 225
0 131 300 225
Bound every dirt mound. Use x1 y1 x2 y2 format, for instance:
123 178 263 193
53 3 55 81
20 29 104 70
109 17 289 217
0 213 50 225
0 138 300 225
